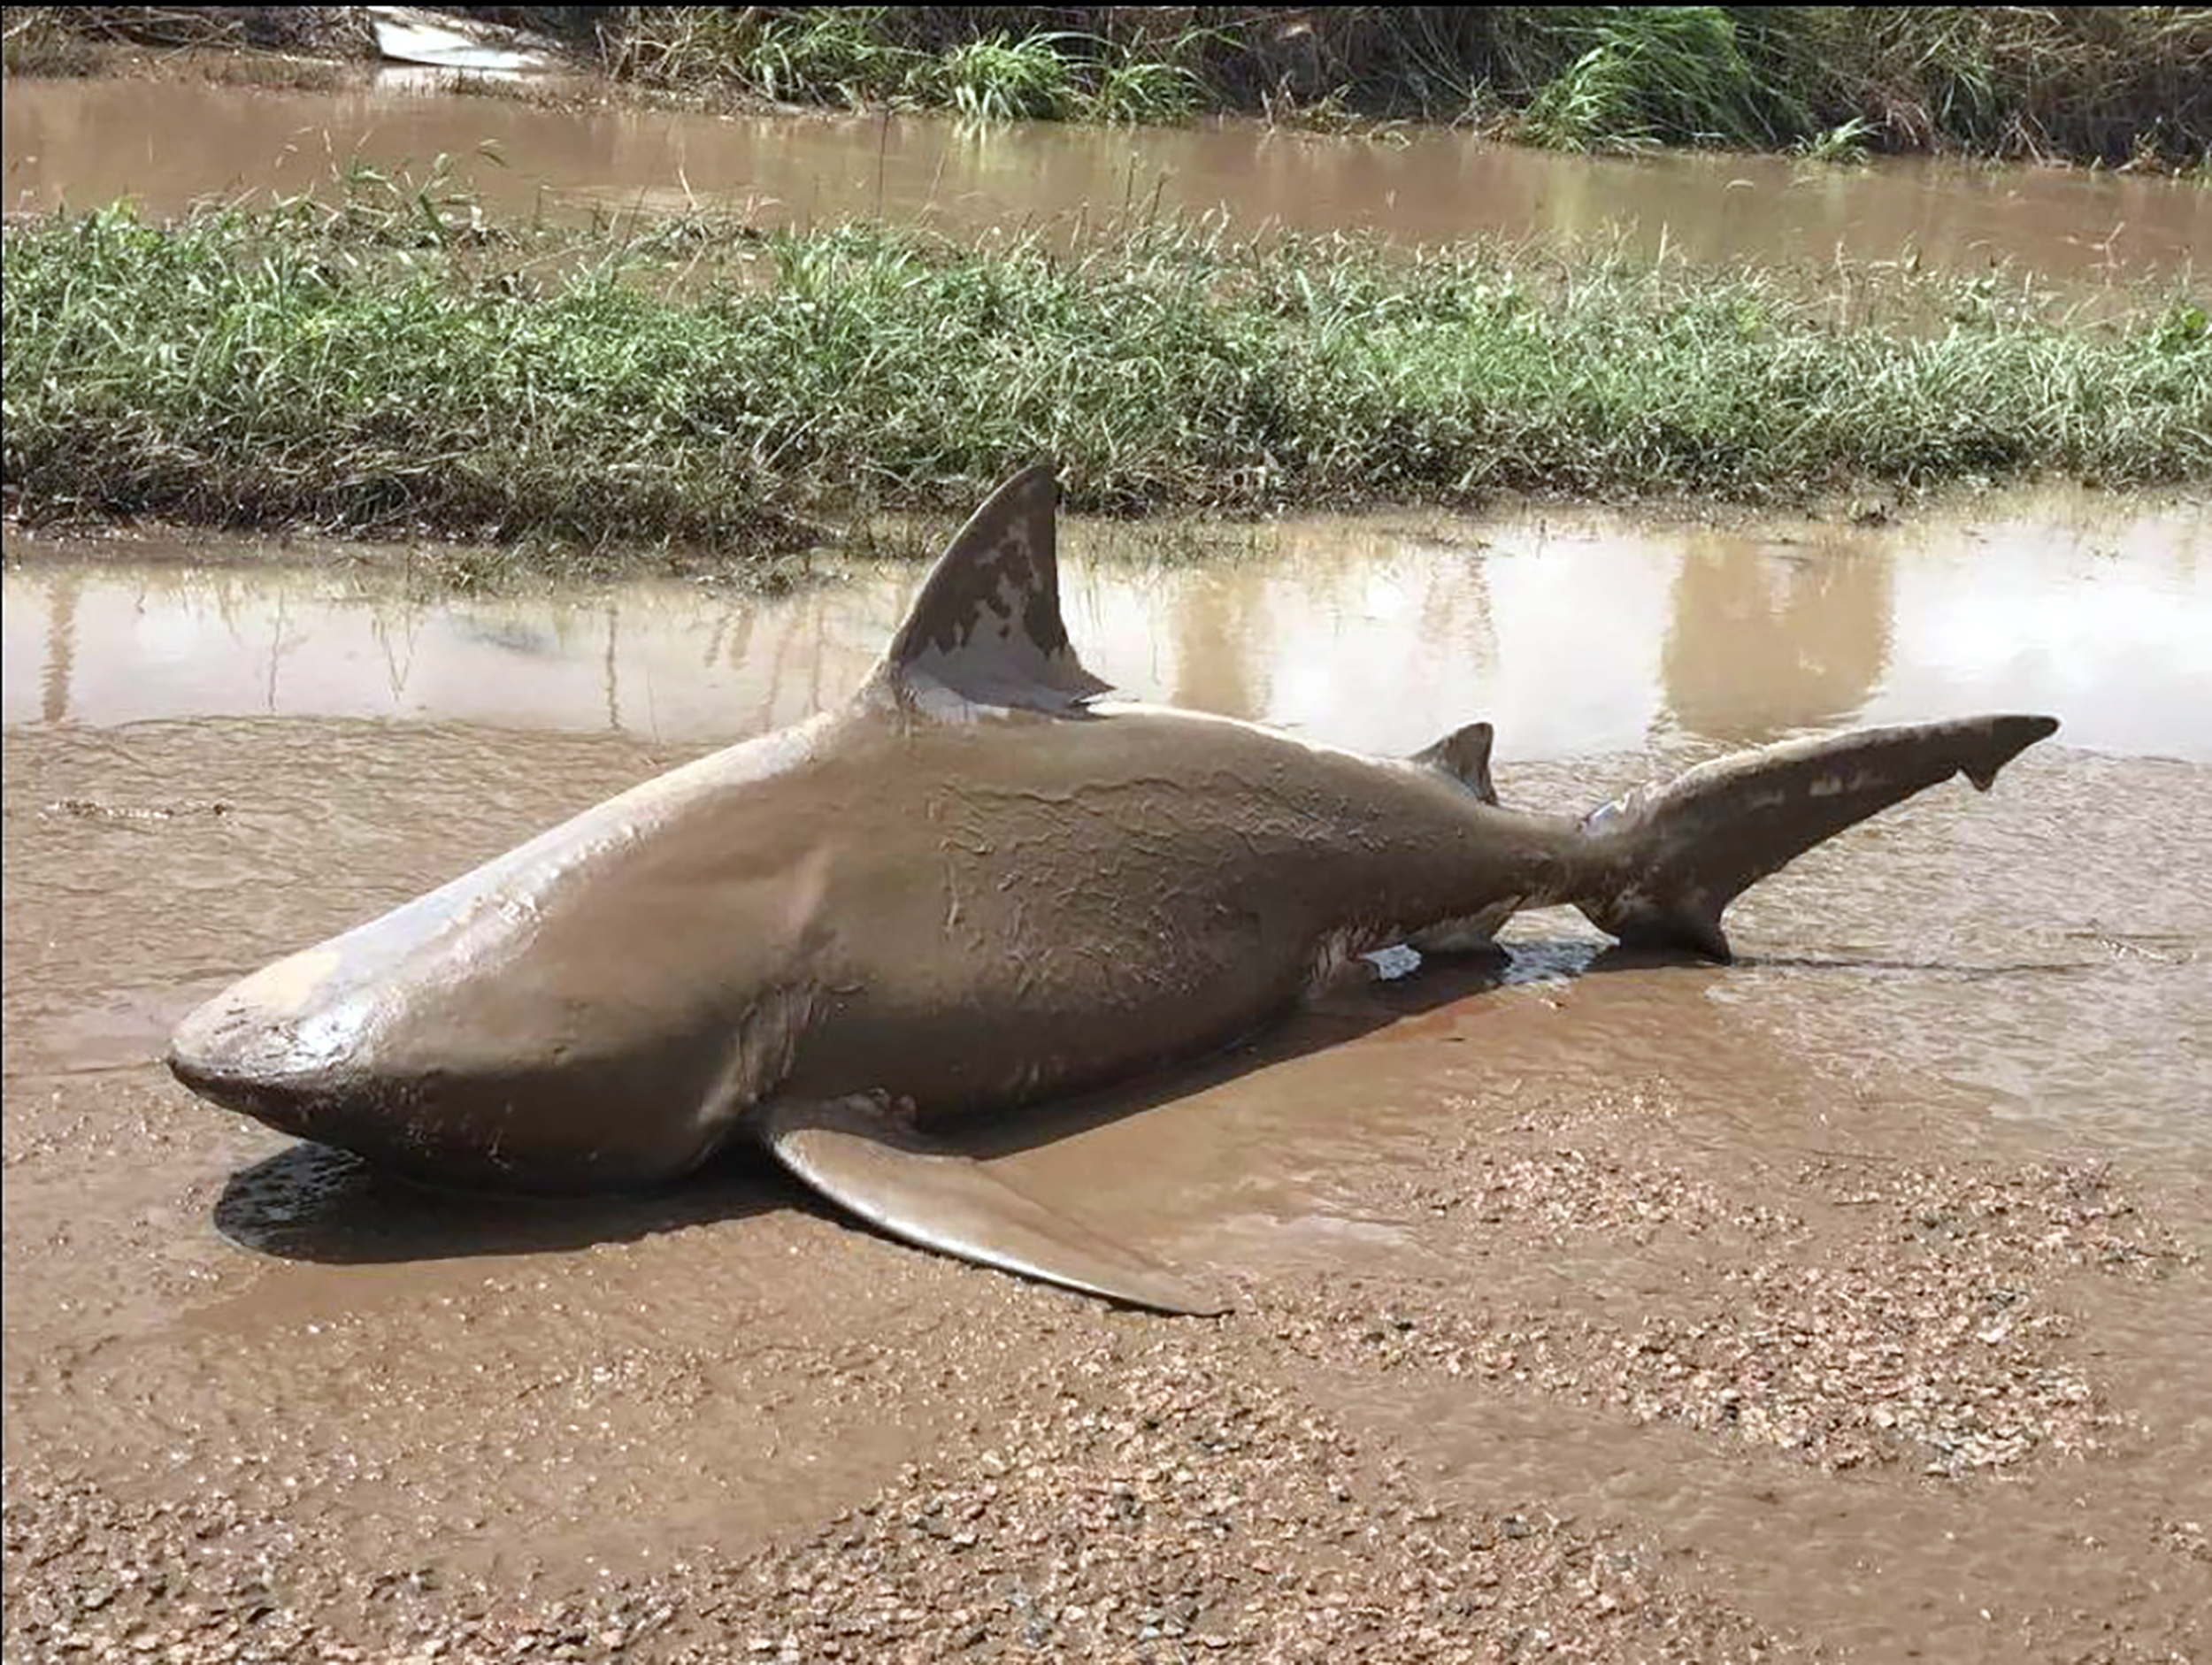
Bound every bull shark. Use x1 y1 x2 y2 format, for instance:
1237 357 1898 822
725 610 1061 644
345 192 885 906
169 465 2059 1313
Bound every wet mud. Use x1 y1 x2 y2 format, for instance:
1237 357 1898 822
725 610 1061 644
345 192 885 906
5 490 2208 1660
6 75 2208 288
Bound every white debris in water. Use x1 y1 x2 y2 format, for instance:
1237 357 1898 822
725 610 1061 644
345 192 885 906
1363 944 1423 981
368 6 555 74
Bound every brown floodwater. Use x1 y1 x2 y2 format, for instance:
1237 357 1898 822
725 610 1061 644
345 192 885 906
11 490 2207 765
4 491 2208 1657
6 73 2208 287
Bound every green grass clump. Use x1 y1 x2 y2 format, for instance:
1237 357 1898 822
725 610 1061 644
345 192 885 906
1793 116 1879 166
592 6 2211 164
603 6 1205 127
4 194 2205 553
1085 51 1205 126
919 31 1079 124
1516 7 1804 151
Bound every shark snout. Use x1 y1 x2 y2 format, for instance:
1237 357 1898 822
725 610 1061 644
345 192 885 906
165 940 382 1138
165 1037 317 1136
166 983 347 1139
165 955 711 1193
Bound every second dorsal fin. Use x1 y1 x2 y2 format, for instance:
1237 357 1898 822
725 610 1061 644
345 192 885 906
1412 721 1497 804
866 463 1111 716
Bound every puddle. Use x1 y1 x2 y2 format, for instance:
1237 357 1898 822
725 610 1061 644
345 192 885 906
8 490 2206 761
6 76 2208 288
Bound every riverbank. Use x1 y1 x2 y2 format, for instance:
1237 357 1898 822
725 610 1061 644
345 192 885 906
7 6 2210 168
5 190 2205 561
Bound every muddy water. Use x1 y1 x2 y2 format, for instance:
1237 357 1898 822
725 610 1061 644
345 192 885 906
10 491 2207 762
5 493 2210 1656
7 75 2208 286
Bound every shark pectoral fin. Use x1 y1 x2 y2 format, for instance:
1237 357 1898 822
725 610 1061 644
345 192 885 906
758 1098 1229 1316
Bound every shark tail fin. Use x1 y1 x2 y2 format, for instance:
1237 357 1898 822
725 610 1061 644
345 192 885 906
1574 715 2059 963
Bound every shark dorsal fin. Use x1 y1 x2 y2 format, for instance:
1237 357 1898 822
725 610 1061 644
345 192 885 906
867 464 1111 716
1412 721 1497 804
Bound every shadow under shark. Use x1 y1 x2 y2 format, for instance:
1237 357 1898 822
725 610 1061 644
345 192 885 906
169 465 2058 1314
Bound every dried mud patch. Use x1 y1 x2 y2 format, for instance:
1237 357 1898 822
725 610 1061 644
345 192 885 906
688 1344 1780 1664
1827 1157 2200 1283
4 1341 1786 1665
1408 1139 1806 1247
1277 1116 2200 1480
2154 1515 2211 1566
1601 1259 2102 1474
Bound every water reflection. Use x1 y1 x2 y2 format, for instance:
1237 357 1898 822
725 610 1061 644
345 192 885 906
1660 532 1893 743
6 489 2206 762
5 77 2206 287
38 565 79 725
1166 565 1271 718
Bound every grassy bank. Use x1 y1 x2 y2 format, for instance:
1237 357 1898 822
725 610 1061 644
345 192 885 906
7 7 2209 166
598 6 2212 165
4 192 2206 554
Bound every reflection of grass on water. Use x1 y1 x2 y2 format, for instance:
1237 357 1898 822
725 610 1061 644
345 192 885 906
4 177 2206 558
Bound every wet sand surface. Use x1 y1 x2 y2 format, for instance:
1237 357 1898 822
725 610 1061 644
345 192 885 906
7 75 2208 288
6 491 2209 1661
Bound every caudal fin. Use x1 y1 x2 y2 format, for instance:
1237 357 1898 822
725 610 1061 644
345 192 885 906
1575 715 2059 962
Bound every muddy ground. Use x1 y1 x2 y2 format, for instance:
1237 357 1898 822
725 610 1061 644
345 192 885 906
5 497 2210 1662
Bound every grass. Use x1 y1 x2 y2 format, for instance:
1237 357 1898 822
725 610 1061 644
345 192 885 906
601 5 1205 127
1515 7 1807 153
1 5 372 69
593 6 2211 165
923 32 1079 125
3 184 2206 557
1793 117 1879 167
8 8 2206 164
